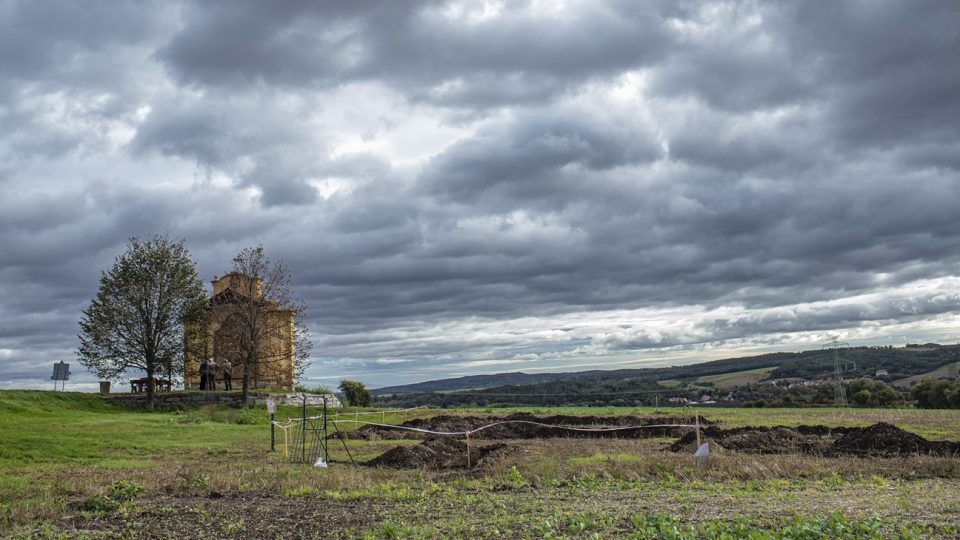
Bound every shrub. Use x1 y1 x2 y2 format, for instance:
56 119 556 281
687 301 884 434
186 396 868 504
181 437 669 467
178 473 210 492
294 384 333 394
107 480 144 503
506 466 526 488
847 378 904 407
911 377 952 408
339 379 372 407
80 479 143 513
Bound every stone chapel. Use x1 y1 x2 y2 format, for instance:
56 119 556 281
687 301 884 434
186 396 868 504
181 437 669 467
184 273 296 390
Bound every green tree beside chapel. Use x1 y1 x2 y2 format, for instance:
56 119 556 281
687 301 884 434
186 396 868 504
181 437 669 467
77 234 207 410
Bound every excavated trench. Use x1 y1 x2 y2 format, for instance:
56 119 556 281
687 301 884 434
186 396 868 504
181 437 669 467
340 413 706 441
355 415 960 470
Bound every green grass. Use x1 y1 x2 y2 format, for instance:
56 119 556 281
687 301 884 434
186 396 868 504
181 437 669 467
0 391 262 468
345 476 960 539
568 453 646 466
695 366 777 389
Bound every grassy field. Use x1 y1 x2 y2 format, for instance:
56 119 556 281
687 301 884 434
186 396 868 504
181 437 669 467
2 390 960 538
694 367 777 389
895 362 960 388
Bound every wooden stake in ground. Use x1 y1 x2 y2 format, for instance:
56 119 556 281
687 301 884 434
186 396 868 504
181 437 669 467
695 412 702 448
466 432 471 468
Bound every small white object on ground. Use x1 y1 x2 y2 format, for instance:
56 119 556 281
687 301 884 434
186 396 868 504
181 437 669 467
694 442 710 457
313 457 328 468
694 442 711 472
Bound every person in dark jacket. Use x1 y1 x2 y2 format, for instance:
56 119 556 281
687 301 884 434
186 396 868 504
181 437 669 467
199 358 209 390
222 359 233 391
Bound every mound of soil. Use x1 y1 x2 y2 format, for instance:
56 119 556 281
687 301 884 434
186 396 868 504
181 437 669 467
832 422 932 456
365 437 511 469
342 413 705 441
793 425 854 437
670 426 826 454
670 422 960 457
722 427 814 454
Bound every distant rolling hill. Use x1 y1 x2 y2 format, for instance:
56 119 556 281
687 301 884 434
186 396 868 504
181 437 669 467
373 344 960 407
371 372 590 395
372 352 800 395
893 361 960 389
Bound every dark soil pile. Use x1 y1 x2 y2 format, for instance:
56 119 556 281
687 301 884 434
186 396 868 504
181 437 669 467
670 437 726 454
670 422 960 457
793 425 854 437
342 413 706 441
721 427 815 454
832 422 933 456
670 426 828 454
364 438 511 469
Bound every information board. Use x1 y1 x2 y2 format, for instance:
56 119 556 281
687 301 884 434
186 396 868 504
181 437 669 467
50 361 70 391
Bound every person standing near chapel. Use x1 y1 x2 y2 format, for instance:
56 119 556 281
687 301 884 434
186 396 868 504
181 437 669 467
222 359 233 391
199 358 209 390
207 358 218 391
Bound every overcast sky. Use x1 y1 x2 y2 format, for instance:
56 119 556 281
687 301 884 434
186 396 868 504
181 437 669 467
2 0 959 391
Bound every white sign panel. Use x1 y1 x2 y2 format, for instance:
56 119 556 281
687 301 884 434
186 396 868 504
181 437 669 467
266 398 276 415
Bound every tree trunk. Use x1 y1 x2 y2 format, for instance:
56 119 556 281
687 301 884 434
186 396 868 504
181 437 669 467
145 365 155 412
241 363 250 408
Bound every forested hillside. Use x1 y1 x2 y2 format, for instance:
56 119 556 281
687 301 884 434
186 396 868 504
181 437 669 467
374 344 960 408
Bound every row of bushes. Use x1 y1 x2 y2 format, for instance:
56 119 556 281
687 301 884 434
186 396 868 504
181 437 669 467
743 376 960 409
910 376 960 408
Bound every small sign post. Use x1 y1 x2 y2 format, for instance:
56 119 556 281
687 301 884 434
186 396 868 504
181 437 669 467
50 362 70 391
267 398 276 452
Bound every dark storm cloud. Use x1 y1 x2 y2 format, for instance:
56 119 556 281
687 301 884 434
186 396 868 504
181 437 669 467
0 1 169 86
131 96 323 206
421 111 663 208
0 0 175 165
2 0 960 388
649 1 960 157
158 0 676 106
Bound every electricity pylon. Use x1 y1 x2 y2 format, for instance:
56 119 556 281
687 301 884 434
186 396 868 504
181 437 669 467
822 336 851 405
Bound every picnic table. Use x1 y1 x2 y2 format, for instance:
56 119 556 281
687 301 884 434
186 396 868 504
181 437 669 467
129 378 172 393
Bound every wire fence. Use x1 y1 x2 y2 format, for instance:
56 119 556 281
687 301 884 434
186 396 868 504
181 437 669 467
275 409 704 468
